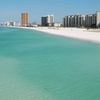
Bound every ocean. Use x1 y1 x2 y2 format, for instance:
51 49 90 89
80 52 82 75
0 27 100 100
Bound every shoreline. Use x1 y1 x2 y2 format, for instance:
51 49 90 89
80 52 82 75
30 27 100 44
6 26 100 44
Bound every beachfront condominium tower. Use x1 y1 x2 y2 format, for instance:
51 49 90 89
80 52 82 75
85 14 96 28
96 12 100 28
21 12 29 27
63 14 85 28
41 15 54 26
85 11 100 28
63 11 100 28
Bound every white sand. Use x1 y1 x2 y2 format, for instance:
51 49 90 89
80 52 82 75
18 26 100 44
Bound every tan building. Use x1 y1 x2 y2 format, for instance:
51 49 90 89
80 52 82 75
21 12 29 27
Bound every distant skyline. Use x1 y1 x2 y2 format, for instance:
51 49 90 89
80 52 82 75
0 0 100 23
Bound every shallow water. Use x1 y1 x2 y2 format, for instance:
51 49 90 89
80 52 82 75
0 27 100 100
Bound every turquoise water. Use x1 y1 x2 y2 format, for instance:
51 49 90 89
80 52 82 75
0 27 100 100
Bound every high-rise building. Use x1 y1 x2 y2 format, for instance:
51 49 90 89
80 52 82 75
63 14 85 27
63 11 100 28
85 14 96 28
21 12 29 27
41 15 54 26
85 12 100 28
41 16 48 26
47 15 54 26
96 12 100 28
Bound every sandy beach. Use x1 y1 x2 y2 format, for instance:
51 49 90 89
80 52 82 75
18 26 100 44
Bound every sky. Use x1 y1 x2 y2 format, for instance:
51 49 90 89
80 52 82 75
0 0 100 23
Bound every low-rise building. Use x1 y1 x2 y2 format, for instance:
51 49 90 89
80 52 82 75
54 22 61 27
